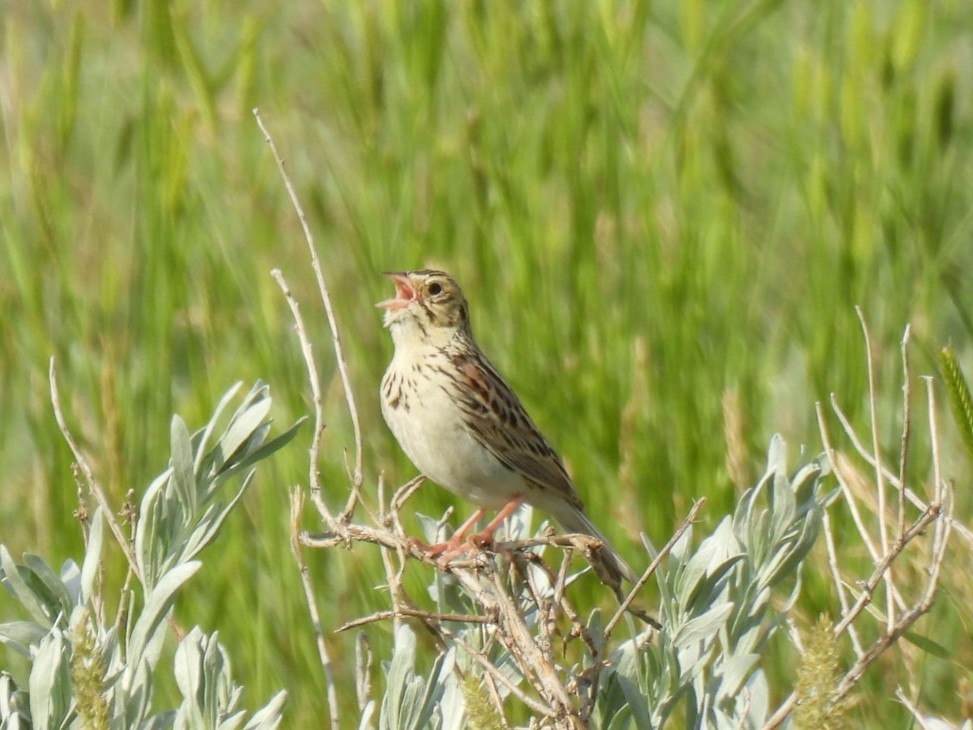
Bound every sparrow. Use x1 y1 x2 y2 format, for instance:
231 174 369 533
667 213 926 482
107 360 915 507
377 269 637 594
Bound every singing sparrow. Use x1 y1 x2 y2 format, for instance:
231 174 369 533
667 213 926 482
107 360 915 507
377 269 637 593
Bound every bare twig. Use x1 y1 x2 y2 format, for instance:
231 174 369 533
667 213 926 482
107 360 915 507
763 333 954 730
825 396 972 547
270 268 337 530
897 325 912 540
254 109 364 490
390 475 425 536
605 498 706 640
816 403 865 656
288 488 339 730
50 358 140 577
855 308 894 632
442 628 556 719
336 608 496 633
820 506 864 656
825 395 881 559
355 632 373 715
895 687 935 730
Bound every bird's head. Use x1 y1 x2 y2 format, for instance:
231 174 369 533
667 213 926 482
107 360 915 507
377 270 471 347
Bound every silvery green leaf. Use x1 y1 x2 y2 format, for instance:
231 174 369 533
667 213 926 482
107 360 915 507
1 546 53 627
173 630 249 730
640 532 659 560
730 610 767 657
207 418 305 494
141 712 177 729
177 475 253 565
216 711 247 730
128 562 202 672
1 671 18 708
413 649 450 729
436 673 465 730
489 651 525 699
592 670 631 728
173 627 206 703
770 471 796 533
712 653 759 700
234 381 269 418
612 640 651 727
28 628 71 729
742 669 769 723
676 520 741 608
696 554 744 607
117 656 154 727
171 416 197 517
381 624 417 730
765 434 786 476
28 555 69 617
242 691 286 730
1 672 30 728
919 721 960 730
416 513 446 544
174 703 206 730
673 603 734 649
710 706 741 730
134 470 173 588
791 461 822 504
357 701 376 730
779 570 804 614
58 559 81 609
80 509 104 604
193 382 243 473
389 671 425 730
668 525 693 562
503 504 533 541
0 621 48 657
675 534 718 608
214 397 272 472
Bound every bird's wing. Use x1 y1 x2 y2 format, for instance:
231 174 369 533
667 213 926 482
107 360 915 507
441 347 583 510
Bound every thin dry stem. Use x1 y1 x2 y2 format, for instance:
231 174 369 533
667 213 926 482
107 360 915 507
288 488 339 730
335 608 496 633
270 268 337 531
855 307 894 632
825 397 972 547
895 687 935 730
355 632 373 715
605 498 705 639
50 358 140 577
442 628 556 719
763 333 954 729
825 395 880 559
897 326 912 540
820 505 864 656
254 109 363 489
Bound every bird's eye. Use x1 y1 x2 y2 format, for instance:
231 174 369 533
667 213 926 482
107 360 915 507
428 282 443 296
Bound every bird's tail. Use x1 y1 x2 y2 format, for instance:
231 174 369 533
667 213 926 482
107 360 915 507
550 503 638 595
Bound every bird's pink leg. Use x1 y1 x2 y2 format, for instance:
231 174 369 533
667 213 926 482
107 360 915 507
468 495 525 549
413 497 526 568
412 507 486 559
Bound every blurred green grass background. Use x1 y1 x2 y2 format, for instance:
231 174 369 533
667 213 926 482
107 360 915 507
2 0 971 724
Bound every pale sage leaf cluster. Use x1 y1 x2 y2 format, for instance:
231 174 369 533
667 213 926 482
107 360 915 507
0 382 299 730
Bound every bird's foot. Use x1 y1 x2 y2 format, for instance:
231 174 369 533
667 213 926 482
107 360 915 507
407 535 475 569
407 536 455 559
467 528 497 551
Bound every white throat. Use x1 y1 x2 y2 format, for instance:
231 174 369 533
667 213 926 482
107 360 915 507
385 309 460 354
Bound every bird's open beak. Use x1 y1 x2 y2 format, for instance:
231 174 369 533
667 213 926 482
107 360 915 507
376 272 417 310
